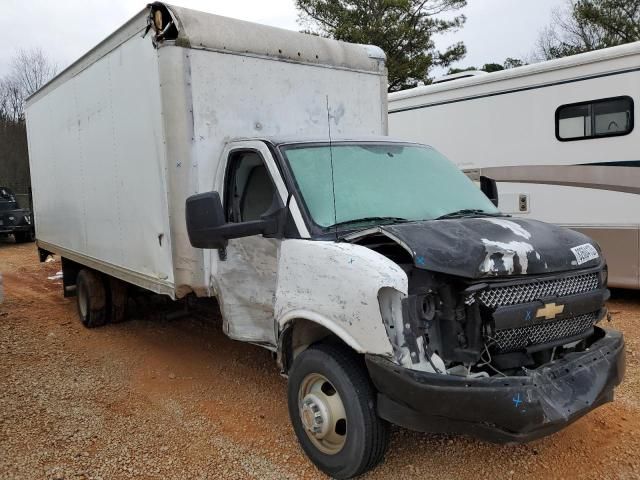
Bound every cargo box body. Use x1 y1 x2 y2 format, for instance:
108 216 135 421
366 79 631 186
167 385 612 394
26 4 387 298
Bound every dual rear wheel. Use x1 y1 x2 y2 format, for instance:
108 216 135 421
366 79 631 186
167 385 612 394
76 269 128 327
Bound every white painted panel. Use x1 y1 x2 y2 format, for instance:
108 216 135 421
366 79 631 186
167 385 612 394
27 33 175 287
275 240 406 356
188 49 385 197
27 36 386 298
390 67 640 169
499 183 640 226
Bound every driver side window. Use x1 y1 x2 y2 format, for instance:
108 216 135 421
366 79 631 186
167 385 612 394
225 151 277 223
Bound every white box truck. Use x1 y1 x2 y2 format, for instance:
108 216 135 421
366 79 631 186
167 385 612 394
26 3 624 478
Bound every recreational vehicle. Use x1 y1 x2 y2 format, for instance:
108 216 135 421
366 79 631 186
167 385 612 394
389 43 640 289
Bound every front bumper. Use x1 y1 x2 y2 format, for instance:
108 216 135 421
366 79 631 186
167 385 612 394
366 328 625 443
0 224 32 235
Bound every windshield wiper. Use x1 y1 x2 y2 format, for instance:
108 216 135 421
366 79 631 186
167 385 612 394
436 209 504 220
327 216 409 229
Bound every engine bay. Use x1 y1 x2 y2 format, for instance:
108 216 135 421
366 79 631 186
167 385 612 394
355 231 608 378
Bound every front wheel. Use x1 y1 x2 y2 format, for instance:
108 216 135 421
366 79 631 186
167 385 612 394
287 343 389 479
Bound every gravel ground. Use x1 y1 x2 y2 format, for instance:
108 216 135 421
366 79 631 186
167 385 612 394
1 240 639 480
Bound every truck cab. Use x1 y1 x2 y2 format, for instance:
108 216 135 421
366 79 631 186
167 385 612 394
186 137 625 478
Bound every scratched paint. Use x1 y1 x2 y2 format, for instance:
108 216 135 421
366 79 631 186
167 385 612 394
482 218 532 240
274 239 407 356
480 239 536 275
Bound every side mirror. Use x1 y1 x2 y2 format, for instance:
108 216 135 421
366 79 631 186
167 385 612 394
480 176 499 207
185 191 285 249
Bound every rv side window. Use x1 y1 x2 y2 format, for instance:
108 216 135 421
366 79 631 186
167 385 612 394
556 96 634 141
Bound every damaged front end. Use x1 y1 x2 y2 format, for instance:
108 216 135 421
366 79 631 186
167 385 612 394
349 217 626 442
381 267 611 378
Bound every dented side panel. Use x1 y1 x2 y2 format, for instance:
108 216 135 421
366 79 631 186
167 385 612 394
275 240 407 356
216 237 280 344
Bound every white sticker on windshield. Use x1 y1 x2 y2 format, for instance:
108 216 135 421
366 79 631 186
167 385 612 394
571 243 599 265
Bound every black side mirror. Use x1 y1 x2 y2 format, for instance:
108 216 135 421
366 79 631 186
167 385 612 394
480 176 499 207
185 191 285 249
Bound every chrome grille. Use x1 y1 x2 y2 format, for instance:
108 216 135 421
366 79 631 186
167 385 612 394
478 272 599 308
492 312 597 352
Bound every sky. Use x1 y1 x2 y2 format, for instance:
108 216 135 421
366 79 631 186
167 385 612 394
0 0 566 80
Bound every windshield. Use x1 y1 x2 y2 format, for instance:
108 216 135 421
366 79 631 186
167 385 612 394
281 143 500 229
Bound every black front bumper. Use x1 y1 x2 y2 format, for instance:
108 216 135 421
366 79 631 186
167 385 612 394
366 328 625 443
0 224 32 235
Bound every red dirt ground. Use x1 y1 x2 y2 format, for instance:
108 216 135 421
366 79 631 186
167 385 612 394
1 240 639 479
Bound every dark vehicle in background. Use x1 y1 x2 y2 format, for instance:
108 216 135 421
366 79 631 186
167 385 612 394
0 187 35 243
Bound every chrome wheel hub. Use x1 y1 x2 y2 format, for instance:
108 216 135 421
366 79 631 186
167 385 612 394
301 393 330 438
298 373 347 455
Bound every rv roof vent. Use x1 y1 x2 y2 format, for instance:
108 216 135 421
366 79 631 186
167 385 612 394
433 70 488 84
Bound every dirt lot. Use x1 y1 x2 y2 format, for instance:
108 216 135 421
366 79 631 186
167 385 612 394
1 241 639 480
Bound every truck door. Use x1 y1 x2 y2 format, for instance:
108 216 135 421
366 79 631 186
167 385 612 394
213 143 287 346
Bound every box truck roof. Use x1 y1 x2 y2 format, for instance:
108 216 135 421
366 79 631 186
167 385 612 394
27 2 386 106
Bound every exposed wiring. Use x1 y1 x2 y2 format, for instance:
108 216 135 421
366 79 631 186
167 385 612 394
424 343 444 374
485 362 507 377
475 340 507 377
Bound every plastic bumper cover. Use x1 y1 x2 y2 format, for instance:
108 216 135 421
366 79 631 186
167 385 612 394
366 328 625 443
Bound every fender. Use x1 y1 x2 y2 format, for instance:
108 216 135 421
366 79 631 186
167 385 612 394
274 239 408 366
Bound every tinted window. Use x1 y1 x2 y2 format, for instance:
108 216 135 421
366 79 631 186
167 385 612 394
556 96 633 141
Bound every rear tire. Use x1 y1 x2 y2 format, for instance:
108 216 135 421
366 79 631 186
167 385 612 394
108 277 128 323
76 269 108 328
287 343 390 479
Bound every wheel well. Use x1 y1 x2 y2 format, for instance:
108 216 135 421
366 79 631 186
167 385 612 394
278 319 355 375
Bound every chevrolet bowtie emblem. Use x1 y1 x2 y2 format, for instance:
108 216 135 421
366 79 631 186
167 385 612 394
536 302 565 320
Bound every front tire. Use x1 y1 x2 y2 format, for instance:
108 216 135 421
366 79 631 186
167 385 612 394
76 269 108 328
287 343 389 479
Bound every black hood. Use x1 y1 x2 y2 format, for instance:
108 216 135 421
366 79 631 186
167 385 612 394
350 217 603 279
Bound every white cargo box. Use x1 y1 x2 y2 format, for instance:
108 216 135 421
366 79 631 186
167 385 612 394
26 3 387 298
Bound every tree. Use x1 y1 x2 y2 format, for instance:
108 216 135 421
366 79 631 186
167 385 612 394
295 0 468 92
503 57 526 69
0 48 56 208
447 58 526 75
0 48 56 121
537 0 640 60
447 66 479 75
480 63 504 73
